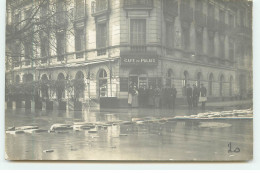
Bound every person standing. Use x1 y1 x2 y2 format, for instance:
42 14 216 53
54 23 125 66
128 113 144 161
199 83 207 112
154 85 161 108
148 85 155 107
186 84 193 111
192 84 199 108
131 85 139 108
170 84 177 110
128 83 133 107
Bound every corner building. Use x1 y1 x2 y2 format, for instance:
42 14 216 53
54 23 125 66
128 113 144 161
6 0 253 110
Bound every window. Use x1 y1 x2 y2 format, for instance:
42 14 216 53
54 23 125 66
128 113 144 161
182 71 189 96
197 72 202 87
24 9 32 25
182 27 190 50
96 22 107 55
75 0 85 18
41 1 48 19
219 10 225 23
41 37 49 63
130 19 146 51
208 4 214 18
166 21 174 54
229 13 234 27
229 39 234 61
195 0 203 11
196 30 203 53
219 36 225 59
239 10 245 27
75 28 84 58
14 13 21 30
98 69 108 98
56 0 66 24
208 33 214 55
56 32 65 61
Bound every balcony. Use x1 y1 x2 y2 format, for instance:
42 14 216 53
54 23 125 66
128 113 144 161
164 0 178 18
91 0 110 17
207 16 218 32
124 0 153 10
194 10 206 27
180 3 193 23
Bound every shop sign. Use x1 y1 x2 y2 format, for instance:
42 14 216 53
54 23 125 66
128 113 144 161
121 56 158 66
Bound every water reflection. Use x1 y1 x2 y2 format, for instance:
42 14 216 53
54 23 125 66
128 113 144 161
5 108 253 161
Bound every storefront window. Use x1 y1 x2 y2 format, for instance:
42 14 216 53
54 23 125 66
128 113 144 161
98 69 108 97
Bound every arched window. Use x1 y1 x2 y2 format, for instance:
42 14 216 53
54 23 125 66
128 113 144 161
15 75 20 83
208 73 213 96
220 75 224 96
229 76 233 96
98 69 108 98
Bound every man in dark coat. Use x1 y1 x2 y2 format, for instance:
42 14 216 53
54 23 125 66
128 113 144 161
170 84 177 110
186 84 193 111
200 83 207 111
192 84 199 108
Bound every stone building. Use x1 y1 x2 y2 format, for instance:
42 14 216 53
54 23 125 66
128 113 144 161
5 0 252 110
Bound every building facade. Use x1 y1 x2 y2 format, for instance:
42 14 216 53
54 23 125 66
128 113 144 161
5 0 253 110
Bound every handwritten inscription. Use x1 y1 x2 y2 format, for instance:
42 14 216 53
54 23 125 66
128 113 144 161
228 142 240 153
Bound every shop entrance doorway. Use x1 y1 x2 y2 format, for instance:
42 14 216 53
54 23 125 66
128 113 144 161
129 74 148 89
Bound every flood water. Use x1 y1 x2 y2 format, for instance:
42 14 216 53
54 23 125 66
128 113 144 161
5 108 253 161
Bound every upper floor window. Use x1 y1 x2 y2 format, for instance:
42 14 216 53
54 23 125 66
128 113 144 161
56 32 65 61
208 33 214 55
196 30 203 53
41 1 48 18
219 36 225 59
75 0 85 18
208 4 214 18
75 28 84 58
195 0 203 11
165 21 174 50
219 9 225 23
228 13 234 27
41 36 49 63
130 19 146 51
96 22 107 55
239 10 245 27
229 39 234 61
182 27 190 50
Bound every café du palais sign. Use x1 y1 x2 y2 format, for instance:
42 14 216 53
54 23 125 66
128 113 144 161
120 51 158 66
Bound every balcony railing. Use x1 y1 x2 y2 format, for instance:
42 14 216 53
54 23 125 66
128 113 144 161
164 0 178 17
194 10 206 27
91 0 109 16
180 3 193 23
124 0 153 9
207 16 218 32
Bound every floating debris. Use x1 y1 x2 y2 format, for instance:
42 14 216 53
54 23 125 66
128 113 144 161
43 149 54 153
6 130 24 135
199 122 232 128
49 124 72 132
119 134 128 137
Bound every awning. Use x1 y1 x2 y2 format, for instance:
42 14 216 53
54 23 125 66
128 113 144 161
36 57 119 70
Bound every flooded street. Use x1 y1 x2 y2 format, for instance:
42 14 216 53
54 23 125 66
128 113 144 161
5 108 253 161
